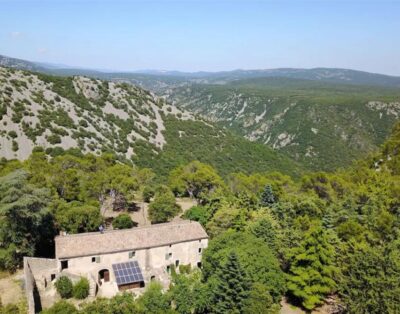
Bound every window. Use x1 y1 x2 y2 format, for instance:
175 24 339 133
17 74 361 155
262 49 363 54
51 274 56 281
175 260 180 267
92 257 96 263
151 275 155 281
61 260 68 270
198 248 202 254
92 256 100 263
197 262 202 268
129 251 136 258
166 265 171 273
165 252 172 260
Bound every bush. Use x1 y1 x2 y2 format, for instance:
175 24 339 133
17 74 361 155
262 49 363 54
47 134 62 144
142 185 155 202
8 131 17 139
41 300 77 314
112 213 134 230
55 276 73 299
72 277 90 299
178 264 191 274
11 140 19 152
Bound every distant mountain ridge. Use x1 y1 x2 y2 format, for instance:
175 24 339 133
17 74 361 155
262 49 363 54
166 77 400 171
0 66 302 177
2 54 400 172
1 54 400 88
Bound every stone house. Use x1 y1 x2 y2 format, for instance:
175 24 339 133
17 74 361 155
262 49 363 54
24 221 208 313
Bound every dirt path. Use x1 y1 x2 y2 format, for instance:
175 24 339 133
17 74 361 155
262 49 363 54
280 298 305 314
280 297 334 314
0 270 24 305
131 201 150 226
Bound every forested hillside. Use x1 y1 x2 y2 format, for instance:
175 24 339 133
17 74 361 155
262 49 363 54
166 77 400 170
1 120 399 313
2 55 400 172
0 66 301 177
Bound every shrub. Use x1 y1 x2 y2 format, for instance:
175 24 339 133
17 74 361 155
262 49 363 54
11 140 19 152
47 134 62 144
72 277 89 299
112 213 134 229
178 264 191 274
8 131 17 139
41 300 77 314
142 185 155 202
55 276 73 299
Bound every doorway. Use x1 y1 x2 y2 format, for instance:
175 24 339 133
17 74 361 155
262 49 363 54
98 269 110 285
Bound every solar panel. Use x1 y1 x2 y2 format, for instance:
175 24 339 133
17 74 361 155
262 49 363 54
112 261 144 286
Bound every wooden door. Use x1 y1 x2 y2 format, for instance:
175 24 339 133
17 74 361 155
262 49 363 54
104 270 110 282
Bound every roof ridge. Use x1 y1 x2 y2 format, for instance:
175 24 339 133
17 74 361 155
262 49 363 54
55 220 196 240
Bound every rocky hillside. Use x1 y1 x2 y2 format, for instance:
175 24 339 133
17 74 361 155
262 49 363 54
0 66 194 160
166 77 400 170
0 67 302 178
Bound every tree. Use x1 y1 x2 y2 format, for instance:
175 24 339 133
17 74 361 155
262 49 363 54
55 276 73 299
286 226 337 310
260 184 275 206
80 293 139 314
169 270 211 314
136 281 173 313
212 251 249 314
248 217 278 253
112 213 135 229
206 202 246 237
169 161 224 202
182 205 211 226
72 277 90 299
203 231 285 301
0 170 54 271
55 202 103 234
243 283 280 314
338 240 400 314
148 189 181 224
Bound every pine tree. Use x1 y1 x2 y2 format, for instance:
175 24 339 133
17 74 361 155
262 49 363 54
286 226 337 310
260 185 275 207
212 251 250 314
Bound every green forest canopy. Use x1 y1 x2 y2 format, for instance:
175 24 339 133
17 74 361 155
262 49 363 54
0 123 400 313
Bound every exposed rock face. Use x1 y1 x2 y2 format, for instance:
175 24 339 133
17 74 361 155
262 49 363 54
164 81 400 170
0 67 193 160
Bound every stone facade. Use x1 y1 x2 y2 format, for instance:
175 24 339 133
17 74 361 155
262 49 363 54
24 221 208 312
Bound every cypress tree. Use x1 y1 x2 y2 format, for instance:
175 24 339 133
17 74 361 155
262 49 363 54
213 251 250 314
260 184 275 206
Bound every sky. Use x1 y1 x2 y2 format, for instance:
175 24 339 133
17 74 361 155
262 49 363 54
0 0 400 75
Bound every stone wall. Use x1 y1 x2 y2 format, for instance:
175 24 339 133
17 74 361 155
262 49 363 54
23 257 38 314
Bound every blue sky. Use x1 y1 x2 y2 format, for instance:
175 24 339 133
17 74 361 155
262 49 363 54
1 0 399 75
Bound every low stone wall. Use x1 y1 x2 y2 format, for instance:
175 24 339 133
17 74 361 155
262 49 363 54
23 257 37 314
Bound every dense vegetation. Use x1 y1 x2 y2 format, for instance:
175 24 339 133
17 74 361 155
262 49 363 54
168 77 400 171
0 117 400 312
0 67 302 179
134 115 303 178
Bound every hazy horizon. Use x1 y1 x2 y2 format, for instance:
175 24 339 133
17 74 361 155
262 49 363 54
1 0 400 75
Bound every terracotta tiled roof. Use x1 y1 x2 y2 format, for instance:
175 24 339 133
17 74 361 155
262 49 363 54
55 221 208 259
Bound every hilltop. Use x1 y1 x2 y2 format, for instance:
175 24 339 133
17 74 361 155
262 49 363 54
0 66 302 177
2 54 400 171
